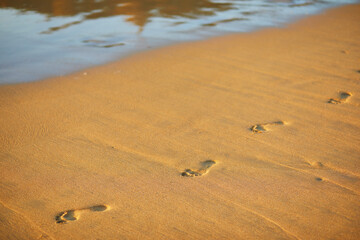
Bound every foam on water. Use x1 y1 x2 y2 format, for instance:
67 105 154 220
0 0 358 84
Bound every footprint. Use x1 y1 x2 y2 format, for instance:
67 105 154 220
55 204 109 224
181 160 217 177
328 91 352 104
250 121 286 133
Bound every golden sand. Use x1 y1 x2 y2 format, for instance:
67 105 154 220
1 4 360 240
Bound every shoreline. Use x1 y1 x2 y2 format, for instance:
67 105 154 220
1 2 358 85
1 4 360 240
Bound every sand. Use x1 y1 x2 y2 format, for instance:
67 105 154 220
1 4 360 240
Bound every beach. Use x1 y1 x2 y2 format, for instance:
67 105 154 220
1 3 360 239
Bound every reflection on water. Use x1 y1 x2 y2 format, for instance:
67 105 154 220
0 0 358 83
1 0 233 33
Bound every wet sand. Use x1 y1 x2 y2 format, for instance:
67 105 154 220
1 4 360 240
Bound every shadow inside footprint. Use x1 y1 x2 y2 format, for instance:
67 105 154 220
56 210 78 224
251 124 266 133
56 204 109 224
181 160 217 177
328 91 352 104
89 205 108 212
250 121 286 133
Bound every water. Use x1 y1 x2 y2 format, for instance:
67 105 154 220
0 0 358 84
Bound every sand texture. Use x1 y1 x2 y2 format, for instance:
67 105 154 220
1 4 360 240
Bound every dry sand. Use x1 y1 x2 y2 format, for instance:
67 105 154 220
1 4 360 240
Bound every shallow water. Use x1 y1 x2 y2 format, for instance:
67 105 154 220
0 0 358 84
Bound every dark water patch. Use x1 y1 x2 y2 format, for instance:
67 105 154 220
202 18 247 27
